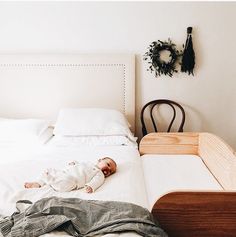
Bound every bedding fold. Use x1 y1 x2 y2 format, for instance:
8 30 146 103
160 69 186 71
0 197 167 237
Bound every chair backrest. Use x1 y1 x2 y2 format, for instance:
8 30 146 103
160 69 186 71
141 99 186 136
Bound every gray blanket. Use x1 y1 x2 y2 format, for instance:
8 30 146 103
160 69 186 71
0 197 167 237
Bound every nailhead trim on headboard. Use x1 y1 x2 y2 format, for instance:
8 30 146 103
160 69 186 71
0 63 126 114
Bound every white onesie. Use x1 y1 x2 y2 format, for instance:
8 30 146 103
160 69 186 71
38 162 105 192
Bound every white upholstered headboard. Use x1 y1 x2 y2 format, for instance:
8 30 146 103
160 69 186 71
0 54 135 131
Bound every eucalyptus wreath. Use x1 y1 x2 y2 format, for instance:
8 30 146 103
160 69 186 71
144 39 181 77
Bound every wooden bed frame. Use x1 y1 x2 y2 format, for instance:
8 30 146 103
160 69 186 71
139 132 236 237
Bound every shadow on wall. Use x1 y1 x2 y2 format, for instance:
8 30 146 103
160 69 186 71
182 103 204 132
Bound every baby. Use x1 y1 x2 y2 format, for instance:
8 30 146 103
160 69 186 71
24 157 117 193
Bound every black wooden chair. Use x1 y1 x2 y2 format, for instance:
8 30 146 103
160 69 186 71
140 99 186 136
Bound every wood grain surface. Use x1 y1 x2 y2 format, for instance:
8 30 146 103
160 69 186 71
139 132 199 155
139 133 236 237
153 191 236 237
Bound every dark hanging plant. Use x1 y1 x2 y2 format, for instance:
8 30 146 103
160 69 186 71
144 39 181 77
181 27 195 75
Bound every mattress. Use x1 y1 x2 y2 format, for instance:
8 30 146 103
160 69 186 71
0 145 148 237
142 154 223 209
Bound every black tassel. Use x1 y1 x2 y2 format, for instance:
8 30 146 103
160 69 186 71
181 27 195 75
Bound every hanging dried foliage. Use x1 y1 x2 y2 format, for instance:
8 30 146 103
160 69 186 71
181 27 195 75
144 27 196 78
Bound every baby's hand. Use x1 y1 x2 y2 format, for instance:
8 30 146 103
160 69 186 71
85 186 93 193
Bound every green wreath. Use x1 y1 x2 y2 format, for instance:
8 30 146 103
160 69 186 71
144 39 181 77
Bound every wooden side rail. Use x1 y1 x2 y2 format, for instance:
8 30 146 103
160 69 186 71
199 133 236 190
139 132 199 155
140 132 236 189
152 191 236 237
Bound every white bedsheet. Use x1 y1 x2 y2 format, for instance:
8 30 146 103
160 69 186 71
142 154 223 209
0 145 148 237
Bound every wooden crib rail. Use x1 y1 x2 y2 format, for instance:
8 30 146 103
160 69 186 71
198 133 236 190
152 191 236 237
140 132 236 190
139 132 199 155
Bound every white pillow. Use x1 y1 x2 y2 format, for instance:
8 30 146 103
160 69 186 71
0 118 51 144
53 108 134 138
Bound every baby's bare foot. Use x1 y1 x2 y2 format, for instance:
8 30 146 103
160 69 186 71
24 182 41 189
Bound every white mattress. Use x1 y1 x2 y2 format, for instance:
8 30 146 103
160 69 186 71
0 145 148 237
142 154 223 209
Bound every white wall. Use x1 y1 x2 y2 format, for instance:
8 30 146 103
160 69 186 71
0 1 235 148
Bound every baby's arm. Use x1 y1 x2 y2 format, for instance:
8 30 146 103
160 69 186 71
85 186 93 193
85 172 105 193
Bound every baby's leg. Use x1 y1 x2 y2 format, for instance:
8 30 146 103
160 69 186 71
24 168 54 189
24 182 41 188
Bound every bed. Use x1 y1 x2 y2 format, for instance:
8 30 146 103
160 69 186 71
140 132 236 237
0 54 167 237
0 141 148 236
2 53 235 237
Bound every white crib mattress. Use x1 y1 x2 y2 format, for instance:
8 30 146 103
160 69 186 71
142 154 223 209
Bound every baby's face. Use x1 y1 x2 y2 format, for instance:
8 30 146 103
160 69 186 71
97 157 117 177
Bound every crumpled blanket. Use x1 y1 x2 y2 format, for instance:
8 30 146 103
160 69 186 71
0 196 167 237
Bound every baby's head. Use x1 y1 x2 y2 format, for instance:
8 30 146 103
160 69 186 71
97 157 117 177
